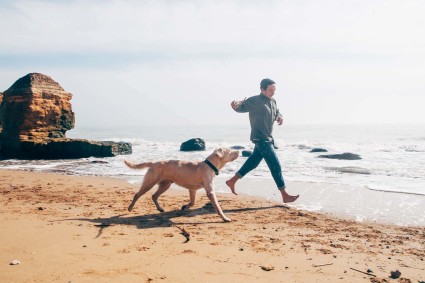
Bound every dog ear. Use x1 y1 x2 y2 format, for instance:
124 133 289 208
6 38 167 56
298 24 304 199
214 148 224 158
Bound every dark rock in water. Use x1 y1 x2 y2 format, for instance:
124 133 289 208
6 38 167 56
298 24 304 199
310 148 328 153
318 152 362 160
1 139 131 159
180 138 206 151
230 145 245 150
0 73 132 159
242 150 252 157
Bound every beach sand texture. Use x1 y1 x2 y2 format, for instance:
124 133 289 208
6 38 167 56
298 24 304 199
1 170 424 282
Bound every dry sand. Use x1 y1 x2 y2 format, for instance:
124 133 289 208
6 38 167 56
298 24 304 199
0 169 424 282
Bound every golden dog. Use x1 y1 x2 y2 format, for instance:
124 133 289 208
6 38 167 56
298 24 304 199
125 148 239 222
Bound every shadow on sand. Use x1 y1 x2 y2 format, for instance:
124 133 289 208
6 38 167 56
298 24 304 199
54 201 288 239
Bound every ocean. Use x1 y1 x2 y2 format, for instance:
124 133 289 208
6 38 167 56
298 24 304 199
1 124 424 226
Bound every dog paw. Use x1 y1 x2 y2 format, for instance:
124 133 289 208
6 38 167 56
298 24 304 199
181 204 190 211
223 217 232 222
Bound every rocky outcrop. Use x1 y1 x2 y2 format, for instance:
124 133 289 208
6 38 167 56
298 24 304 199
180 138 206 151
12 139 132 159
318 152 362 160
0 73 131 159
1 73 74 144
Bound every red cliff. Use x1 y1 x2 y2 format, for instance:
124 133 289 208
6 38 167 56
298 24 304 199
0 73 131 159
1 73 74 144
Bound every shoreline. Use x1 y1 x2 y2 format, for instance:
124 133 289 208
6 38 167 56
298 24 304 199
1 169 424 282
213 176 425 227
3 167 425 227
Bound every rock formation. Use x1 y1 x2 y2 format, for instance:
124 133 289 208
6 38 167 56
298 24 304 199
0 73 131 159
180 138 206 151
1 73 74 144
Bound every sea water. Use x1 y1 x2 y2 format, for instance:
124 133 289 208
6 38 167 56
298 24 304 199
1 124 424 226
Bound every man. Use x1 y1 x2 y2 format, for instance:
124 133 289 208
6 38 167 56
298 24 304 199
226 78 299 203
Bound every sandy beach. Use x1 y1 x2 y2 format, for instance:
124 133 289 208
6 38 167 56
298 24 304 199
1 169 424 282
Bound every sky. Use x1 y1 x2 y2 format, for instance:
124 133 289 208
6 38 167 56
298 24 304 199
0 0 424 127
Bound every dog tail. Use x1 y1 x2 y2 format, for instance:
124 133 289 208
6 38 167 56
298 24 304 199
124 160 153 170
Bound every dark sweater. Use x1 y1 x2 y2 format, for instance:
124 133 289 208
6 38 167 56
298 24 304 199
235 94 282 143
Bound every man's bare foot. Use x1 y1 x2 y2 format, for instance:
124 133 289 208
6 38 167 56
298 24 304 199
226 176 238 195
222 216 232 222
280 189 299 203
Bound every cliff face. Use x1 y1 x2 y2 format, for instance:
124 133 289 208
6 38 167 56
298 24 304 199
0 73 131 159
0 73 74 144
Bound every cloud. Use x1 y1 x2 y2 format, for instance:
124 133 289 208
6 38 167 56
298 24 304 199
1 0 424 55
1 0 424 125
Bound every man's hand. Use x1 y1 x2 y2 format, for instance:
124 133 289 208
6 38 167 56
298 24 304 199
276 116 283 125
231 100 242 110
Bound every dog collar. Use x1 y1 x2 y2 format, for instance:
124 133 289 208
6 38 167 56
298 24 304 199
204 159 219 175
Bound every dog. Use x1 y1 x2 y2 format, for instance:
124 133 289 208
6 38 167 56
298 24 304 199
124 147 239 222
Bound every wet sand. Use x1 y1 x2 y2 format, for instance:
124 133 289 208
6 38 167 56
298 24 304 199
0 169 424 282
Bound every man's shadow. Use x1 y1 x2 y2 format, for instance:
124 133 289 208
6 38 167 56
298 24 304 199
55 201 288 239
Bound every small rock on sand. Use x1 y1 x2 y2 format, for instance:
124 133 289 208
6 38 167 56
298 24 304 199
10 260 20 265
260 265 274 271
390 270 401 279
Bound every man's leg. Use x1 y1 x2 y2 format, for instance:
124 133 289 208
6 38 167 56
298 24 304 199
256 142 299 203
226 145 263 195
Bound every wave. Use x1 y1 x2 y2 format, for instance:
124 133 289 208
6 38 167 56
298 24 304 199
366 185 425 196
296 144 312 150
324 166 371 175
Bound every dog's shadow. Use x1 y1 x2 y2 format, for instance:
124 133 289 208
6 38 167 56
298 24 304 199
56 202 288 238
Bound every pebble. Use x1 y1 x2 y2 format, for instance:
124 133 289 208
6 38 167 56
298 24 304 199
390 270 401 279
260 265 274 271
10 260 20 265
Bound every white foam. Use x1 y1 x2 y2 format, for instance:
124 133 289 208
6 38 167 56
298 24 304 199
366 184 425 196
